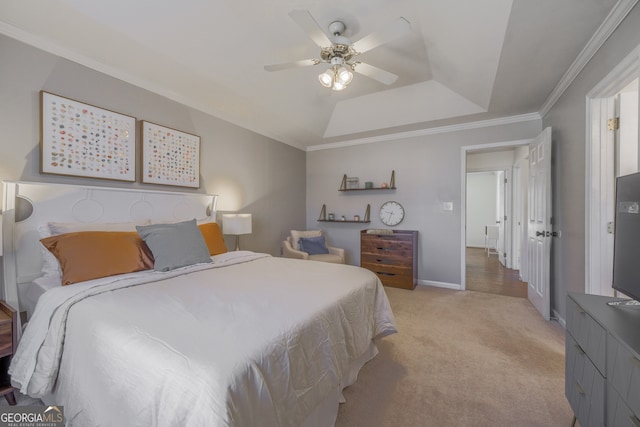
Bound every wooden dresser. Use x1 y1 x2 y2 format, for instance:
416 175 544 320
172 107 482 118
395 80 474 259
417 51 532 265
0 300 17 405
360 230 418 290
565 293 640 427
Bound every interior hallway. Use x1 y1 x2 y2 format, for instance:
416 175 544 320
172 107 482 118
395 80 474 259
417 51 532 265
465 247 527 298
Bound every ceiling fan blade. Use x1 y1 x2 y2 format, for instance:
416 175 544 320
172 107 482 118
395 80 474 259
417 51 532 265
352 62 399 85
289 10 333 48
351 17 411 54
264 59 320 72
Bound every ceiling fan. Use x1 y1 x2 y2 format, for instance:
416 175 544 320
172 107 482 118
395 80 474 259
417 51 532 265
264 10 411 91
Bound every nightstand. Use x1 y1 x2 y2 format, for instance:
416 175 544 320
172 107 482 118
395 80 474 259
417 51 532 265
0 300 17 405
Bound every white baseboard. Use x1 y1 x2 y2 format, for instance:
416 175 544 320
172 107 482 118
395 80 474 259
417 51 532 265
552 308 566 328
417 280 461 291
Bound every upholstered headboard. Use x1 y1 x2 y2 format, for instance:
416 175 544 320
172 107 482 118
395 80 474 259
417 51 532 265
1 181 218 331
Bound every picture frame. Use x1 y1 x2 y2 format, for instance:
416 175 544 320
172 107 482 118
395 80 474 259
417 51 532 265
40 91 136 182
140 121 200 188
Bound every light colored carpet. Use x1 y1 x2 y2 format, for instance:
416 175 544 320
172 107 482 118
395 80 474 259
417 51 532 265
335 285 574 427
3 285 574 426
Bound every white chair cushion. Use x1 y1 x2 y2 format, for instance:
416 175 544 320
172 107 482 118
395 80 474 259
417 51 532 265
309 253 343 264
290 230 322 250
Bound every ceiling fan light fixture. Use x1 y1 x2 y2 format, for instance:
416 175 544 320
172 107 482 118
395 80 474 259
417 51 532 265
332 81 346 91
336 65 353 85
318 69 334 88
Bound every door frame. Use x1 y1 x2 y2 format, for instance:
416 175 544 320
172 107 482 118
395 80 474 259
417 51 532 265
586 45 640 295
460 138 533 290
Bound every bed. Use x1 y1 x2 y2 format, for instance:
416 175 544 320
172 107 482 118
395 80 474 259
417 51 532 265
1 181 397 427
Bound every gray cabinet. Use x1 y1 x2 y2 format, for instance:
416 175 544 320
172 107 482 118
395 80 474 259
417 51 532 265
566 293 640 427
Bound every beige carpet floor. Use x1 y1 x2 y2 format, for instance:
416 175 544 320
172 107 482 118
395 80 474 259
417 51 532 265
335 285 574 427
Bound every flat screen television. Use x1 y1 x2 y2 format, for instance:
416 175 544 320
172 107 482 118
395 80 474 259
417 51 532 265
612 171 640 303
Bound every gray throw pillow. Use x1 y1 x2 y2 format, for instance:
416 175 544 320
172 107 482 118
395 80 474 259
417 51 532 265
298 236 330 255
136 219 212 271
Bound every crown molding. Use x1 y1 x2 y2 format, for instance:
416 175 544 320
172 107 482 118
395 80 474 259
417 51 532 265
539 0 638 117
306 112 541 152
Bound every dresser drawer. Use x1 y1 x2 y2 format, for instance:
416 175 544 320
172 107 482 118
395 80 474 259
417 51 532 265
608 385 640 427
360 262 414 289
361 237 413 256
361 253 412 267
566 333 606 427
566 296 607 375
607 333 640 420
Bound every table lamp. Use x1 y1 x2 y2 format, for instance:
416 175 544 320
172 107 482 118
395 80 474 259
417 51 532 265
222 213 252 251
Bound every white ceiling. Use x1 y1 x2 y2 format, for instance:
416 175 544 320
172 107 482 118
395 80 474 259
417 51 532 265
0 0 623 150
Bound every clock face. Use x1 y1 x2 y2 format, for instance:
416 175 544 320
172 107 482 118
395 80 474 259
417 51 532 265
380 201 405 226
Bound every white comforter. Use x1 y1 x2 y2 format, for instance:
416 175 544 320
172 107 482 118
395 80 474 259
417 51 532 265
10 252 397 427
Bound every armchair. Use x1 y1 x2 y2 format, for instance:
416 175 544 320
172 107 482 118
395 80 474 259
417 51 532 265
282 230 345 264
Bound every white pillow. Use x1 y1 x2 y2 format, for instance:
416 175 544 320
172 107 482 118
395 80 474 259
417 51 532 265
38 225 59 278
39 220 151 279
290 230 322 251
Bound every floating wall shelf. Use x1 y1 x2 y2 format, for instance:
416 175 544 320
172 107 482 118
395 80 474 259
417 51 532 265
318 204 371 223
339 170 396 191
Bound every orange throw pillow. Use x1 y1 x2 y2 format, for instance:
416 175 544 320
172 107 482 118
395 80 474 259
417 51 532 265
40 231 155 285
198 222 227 256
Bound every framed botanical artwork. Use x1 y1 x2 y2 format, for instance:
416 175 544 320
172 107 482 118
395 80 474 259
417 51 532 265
140 121 200 188
40 91 136 181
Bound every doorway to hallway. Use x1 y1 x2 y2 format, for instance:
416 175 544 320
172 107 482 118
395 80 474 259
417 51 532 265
463 142 529 298
465 247 527 298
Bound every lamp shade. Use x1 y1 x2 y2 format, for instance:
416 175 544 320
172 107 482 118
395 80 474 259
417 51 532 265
222 214 252 235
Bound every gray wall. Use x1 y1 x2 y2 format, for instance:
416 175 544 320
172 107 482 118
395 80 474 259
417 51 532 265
466 172 498 248
543 4 640 320
0 34 306 256
306 120 541 286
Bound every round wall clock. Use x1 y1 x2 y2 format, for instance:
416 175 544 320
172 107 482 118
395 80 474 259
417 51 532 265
380 201 405 226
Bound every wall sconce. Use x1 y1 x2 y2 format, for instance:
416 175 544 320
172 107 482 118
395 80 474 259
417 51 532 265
206 195 218 217
222 213 252 251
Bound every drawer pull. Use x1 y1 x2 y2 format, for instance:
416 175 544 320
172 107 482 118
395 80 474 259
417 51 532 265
629 415 640 427
376 272 396 277
631 356 640 369
573 382 585 395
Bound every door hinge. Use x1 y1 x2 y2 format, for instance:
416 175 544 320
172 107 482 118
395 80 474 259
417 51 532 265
504 178 507 184
504 215 507 221
608 117 620 131
504 252 507 258
607 221 615 234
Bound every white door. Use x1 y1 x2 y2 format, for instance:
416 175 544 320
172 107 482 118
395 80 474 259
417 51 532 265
497 171 506 265
512 165 522 271
527 127 552 320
